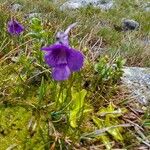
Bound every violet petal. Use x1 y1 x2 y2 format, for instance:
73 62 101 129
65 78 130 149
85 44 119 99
67 48 84 71
52 65 71 81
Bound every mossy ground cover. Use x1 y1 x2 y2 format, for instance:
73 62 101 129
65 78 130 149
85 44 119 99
0 0 150 149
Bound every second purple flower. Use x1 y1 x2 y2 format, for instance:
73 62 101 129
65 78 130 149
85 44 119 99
7 19 24 35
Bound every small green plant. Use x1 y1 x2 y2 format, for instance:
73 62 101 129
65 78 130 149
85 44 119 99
95 55 125 84
93 55 126 96
26 17 48 43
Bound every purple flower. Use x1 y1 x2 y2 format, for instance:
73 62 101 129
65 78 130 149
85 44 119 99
41 44 84 81
7 19 24 35
41 23 84 81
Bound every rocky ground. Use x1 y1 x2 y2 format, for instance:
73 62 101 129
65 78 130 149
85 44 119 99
0 0 150 149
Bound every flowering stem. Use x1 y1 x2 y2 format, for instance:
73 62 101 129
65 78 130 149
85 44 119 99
64 75 74 105
55 82 64 109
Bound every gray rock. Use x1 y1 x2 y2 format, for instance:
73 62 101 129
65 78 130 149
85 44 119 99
60 0 114 11
122 19 140 31
11 3 23 12
95 0 114 10
122 67 150 105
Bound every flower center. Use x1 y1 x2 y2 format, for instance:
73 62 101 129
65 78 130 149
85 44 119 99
56 47 67 65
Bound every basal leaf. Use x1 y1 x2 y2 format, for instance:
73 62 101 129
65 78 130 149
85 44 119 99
92 116 112 150
69 89 87 128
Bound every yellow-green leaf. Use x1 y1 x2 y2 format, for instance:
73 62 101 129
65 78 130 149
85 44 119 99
69 89 87 128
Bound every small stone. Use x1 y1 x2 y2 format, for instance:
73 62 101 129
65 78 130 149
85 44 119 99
122 19 140 31
11 3 23 12
143 2 150 12
145 7 150 12
137 37 150 46
25 13 41 19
